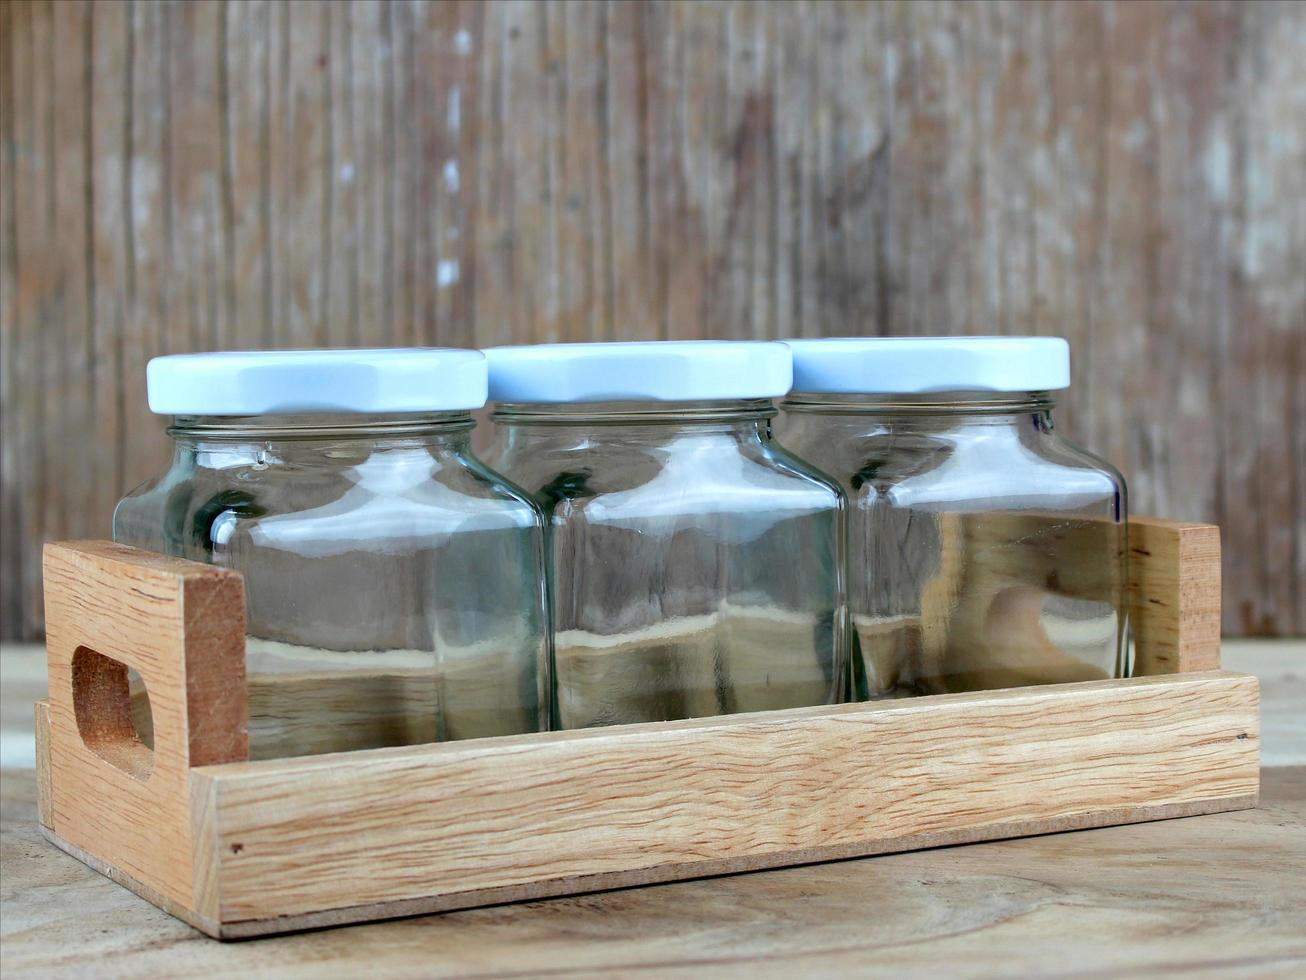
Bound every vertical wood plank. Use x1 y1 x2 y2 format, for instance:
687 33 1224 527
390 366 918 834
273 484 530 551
123 0 173 494
0 0 20 634
664 0 719 340
469 0 510 348
88 0 130 548
48 0 93 595
1040 0 1105 446
552 0 606 342
605 0 656 342
1235 1 1306 635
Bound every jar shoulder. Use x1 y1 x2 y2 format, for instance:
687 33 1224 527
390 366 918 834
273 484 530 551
787 427 1124 513
1034 434 1126 485
114 455 544 559
495 436 842 522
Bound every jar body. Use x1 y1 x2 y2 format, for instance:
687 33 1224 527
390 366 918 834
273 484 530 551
778 393 1127 697
113 414 550 757
486 401 846 729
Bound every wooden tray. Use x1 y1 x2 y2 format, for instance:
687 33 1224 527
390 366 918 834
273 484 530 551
34 517 1257 940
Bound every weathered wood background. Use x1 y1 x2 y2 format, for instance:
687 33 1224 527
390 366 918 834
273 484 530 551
1 0 1303 641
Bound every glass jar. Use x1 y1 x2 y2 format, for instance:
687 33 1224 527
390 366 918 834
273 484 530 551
114 349 549 758
482 341 846 729
778 337 1127 698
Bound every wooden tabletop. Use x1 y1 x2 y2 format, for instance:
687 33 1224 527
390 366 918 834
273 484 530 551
3 642 1304 978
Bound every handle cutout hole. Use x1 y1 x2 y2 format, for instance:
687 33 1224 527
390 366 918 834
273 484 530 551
127 666 154 750
71 646 155 779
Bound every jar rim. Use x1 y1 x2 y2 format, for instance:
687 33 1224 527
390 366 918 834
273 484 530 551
491 398 777 425
780 391 1056 415
168 410 475 440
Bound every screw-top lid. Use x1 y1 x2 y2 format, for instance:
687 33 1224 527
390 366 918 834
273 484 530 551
146 348 488 415
784 337 1071 394
483 341 793 403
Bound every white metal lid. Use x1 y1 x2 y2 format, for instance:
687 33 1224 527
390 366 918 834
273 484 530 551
784 337 1071 393
483 341 794 403
146 348 488 415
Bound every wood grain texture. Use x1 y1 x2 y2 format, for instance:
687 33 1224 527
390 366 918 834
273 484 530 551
34 667 1261 939
3 766 1301 977
189 670 1258 935
9 641 1304 972
1130 516 1222 675
1 1 1303 642
944 514 1219 677
40 540 247 913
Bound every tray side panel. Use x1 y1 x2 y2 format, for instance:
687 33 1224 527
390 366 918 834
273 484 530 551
942 514 1221 678
41 541 246 912
198 671 1259 928
208 793 1253 940
1130 518 1222 674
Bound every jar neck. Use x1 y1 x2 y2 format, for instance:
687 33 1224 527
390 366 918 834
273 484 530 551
780 390 1055 423
167 411 476 457
491 398 776 430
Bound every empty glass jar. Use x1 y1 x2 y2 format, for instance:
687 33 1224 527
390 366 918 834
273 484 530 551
114 349 549 757
779 337 1127 698
483 341 846 729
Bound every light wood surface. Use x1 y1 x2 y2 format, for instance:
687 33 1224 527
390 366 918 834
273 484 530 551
1 765 1302 977
1129 517 1223 675
2 0 1304 643
3 640 1303 974
191 671 1257 936
40 542 247 916
33 665 1268 940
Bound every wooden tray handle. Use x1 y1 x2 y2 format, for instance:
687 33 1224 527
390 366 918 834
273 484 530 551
944 514 1220 676
1127 517 1221 674
43 541 249 780
41 542 247 912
